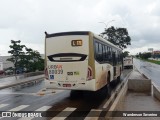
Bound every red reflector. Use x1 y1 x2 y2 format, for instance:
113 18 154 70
87 66 93 80
45 68 49 80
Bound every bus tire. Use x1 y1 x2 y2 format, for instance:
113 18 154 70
105 84 111 97
107 72 110 84
117 76 120 83
117 68 121 83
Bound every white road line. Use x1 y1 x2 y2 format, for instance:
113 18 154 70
51 107 76 120
0 105 29 119
35 106 52 111
84 109 102 120
9 105 29 111
103 93 115 108
18 106 52 120
0 104 9 109
0 92 36 95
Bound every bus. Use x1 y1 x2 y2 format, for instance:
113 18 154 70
44 31 123 92
123 56 133 69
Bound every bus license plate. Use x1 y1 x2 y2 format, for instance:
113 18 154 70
63 84 71 87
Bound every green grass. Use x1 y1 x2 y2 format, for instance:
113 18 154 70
146 59 160 65
138 58 160 65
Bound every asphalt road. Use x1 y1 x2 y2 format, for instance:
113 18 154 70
133 58 160 87
0 69 132 120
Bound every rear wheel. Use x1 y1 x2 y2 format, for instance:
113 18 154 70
105 84 111 97
106 72 111 97
117 68 121 83
117 76 121 83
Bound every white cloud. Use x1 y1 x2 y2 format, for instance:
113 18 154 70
0 0 160 56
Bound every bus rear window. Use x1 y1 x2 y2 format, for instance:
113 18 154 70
47 53 87 62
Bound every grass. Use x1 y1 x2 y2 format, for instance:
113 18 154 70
146 59 160 65
138 58 160 65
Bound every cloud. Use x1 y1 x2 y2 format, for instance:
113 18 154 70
0 0 160 56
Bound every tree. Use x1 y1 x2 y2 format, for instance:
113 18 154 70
7 40 25 74
123 51 130 58
7 40 44 73
101 26 131 49
25 47 44 72
140 52 151 59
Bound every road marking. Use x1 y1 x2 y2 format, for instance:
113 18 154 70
84 109 102 120
0 92 36 95
85 109 102 119
0 104 9 109
0 104 9 119
51 107 76 120
0 105 29 119
18 106 52 120
9 105 29 111
35 106 52 111
103 92 115 108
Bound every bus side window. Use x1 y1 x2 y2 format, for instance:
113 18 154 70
112 51 116 66
95 42 99 60
95 41 102 62
105 46 108 61
108 47 112 63
102 45 106 62
98 43 103 62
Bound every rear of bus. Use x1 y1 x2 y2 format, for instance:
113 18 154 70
44 31 96 91
123 56 133 69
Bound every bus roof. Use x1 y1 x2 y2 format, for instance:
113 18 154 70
45 31 89 38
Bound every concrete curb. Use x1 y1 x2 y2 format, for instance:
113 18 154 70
105 79 128 120
128 79 151 93
135 65 160 101
152 82 160 101
0 76 44 90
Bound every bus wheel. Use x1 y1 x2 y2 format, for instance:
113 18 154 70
105 84 111 98
117 76 120 83
117 68 121 83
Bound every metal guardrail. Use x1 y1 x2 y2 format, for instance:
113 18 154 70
23 71 44 77
99 70 133 119
0 75 44 90
0 71 44 79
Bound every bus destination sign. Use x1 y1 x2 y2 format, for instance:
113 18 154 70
71 40 82 46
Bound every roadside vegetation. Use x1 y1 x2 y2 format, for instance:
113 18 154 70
100 26 131 50
7 40 44 74
146 59 160 65
135 52 160 65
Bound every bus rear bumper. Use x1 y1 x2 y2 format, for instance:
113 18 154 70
44 79 97 91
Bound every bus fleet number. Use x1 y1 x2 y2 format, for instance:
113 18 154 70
49 70 63 74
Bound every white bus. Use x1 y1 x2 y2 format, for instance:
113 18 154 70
123 56 133 69
44 31 122 92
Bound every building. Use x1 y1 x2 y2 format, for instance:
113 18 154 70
152 51 160 58
0 56 14 70
0 62 3 70
0 54 44 70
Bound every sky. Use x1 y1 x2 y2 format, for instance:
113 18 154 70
0 0 160 56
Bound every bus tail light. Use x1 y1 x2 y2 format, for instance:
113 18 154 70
45 68 49 80
87 66 93 80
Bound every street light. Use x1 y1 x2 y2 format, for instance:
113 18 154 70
99 20 115 37
99 20 115 29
